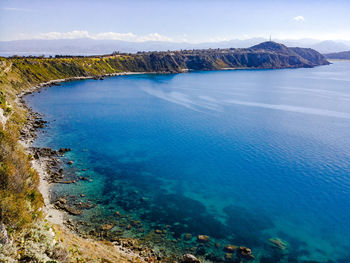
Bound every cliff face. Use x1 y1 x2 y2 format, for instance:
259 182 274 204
3 42 329 84
129 42 329 72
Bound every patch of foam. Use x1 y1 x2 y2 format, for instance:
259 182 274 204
142 87 220 112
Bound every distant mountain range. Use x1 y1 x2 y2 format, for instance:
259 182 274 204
0 38 349 56
325 51 350 60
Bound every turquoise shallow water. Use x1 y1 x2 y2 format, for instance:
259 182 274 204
26 62 350 262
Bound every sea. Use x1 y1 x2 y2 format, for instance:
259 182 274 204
25 61 350 262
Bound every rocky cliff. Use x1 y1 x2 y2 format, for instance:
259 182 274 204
3 42 329 83
123 41 329 72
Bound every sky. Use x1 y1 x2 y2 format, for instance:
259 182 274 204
0 0 349 42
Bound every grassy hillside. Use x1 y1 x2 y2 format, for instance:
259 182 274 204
0 57 43 230
1 55 157 262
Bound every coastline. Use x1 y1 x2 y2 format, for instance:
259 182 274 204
15 72 172 263
0 44 333 262
17 71 153 225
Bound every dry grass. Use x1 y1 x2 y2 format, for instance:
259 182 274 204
53 225 149 263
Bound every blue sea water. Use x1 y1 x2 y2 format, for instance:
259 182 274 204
26 62 350 262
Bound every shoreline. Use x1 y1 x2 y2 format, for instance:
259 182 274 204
15 71 175 262
17 71 154 225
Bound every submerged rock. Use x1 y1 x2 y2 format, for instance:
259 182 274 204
197 235 210 243
63 206 82 215
237 246 254 260
59 147 71 154
182 254 202 263
54 199 82 215
224 244 238 253
268 238 288 251
183 233 192 241
79 176 89 181
225 253 233 260
101 224 114 231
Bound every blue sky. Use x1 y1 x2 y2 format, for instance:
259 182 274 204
0 0 349 42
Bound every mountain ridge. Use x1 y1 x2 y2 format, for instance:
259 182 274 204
325 51 350 60
0 38 349 56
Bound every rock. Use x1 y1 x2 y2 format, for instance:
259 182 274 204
101 224 114 231
237 247 254 260
57 197 66 204
183 233 192 241
197 235 210 243
59 148 71 154
57 180 75 184
77 201 95 210
196 246 206 255
268 238 288 251
54 200 82 215
79 176 89 181
64 206 82 216
225 253 233 260
182 254 202 263
0 223 10 245
130 220 141 227
224 244 238 253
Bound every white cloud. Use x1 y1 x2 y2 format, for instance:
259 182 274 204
293 16 305 22
38 30 90 39
15 30 173 42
